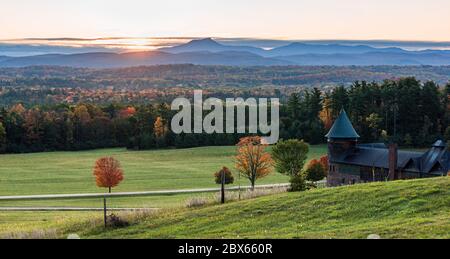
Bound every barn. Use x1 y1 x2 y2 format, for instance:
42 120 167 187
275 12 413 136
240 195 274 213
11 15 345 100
326 110 450 186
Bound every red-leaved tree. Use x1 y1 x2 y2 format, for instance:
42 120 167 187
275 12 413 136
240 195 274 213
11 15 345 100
94 157 124 193
93 157 124 227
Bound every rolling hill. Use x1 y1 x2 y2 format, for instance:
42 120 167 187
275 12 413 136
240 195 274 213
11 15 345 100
70 177 450 239
277 51 450 66
0 50 291 68
2 38 450 67
267 42 406 56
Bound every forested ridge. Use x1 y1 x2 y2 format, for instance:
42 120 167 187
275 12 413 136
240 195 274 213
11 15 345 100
2 65 450 88
0 77 448 153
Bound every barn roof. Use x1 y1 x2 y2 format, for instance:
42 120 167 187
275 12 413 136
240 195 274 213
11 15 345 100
330 145 423 170
330 141 449 175
325 110 360 140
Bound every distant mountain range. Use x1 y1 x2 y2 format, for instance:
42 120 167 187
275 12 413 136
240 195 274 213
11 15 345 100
161 38 408 56
1 38 450 67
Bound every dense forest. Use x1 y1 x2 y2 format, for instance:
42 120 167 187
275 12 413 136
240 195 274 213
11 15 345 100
2 65 450 88
0 77 448 154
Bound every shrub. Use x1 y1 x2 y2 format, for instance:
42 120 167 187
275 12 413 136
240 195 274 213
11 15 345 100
289 174 307 192
214 167 235 185
106 214 130 228
319 156 329 175
271 139 309 177
305 162 327 183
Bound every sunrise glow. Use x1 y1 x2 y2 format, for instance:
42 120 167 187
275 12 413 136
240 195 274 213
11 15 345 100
2 0 450 42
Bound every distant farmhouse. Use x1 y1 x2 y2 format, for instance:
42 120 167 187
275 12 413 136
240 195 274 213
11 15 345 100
326 110 450 186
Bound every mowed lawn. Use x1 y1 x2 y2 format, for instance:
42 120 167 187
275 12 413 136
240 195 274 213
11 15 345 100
0 145 327 196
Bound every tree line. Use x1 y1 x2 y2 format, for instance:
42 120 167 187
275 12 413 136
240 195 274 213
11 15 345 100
282 77 449 146
0 77 448 153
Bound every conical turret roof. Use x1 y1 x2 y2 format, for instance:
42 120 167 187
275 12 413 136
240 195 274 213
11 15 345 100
432 139 446 148
326 109 360 139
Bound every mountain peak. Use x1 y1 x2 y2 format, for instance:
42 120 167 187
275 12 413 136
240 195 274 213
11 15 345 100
187 38 221 46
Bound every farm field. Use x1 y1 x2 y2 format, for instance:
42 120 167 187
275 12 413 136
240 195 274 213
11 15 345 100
0 145 326 236
0 145 326 196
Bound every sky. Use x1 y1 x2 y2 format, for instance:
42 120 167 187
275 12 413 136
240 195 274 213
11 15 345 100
2 0 450 41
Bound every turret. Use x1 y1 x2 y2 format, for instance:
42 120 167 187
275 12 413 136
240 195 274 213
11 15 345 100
326 109 360 160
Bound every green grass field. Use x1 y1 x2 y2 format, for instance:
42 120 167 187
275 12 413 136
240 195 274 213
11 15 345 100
71 177 450 239
4 145 447 239
0 145 326 236
2 176 449 239
0 145 326 196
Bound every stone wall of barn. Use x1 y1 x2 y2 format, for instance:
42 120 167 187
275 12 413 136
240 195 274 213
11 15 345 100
326 162 425 187
327 163 393 187
327 163 361 186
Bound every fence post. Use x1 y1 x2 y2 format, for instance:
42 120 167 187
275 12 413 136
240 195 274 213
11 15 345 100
221 170 225 204
103 195 107 228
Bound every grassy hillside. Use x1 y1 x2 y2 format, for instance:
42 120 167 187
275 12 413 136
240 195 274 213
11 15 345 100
0 146 326 196
72 177 450 239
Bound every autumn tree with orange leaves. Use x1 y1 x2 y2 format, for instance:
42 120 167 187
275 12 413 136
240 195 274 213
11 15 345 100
93 157 124 227
154 116 167 138
94 157 124 193
235 136 273 190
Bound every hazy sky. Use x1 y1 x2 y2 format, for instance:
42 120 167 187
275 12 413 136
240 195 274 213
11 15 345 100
2 0 450 41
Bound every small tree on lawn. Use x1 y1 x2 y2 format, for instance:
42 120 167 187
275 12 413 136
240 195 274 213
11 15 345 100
214 167 234 185
271 139 309 192
93 157 124 227
235 136 273 190
305 158 327 186
214 167 234 204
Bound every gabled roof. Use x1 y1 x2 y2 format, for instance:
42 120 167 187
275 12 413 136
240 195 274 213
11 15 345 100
329 140 449 175
432 140 446 148
330 146 423 169
326 109 360 139
421 141 449 173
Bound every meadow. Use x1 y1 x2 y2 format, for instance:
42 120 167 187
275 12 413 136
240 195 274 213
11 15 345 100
1 145 449 239
2 176 449 239
0 145 326 236
0 145 326 196
70 177 450 239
